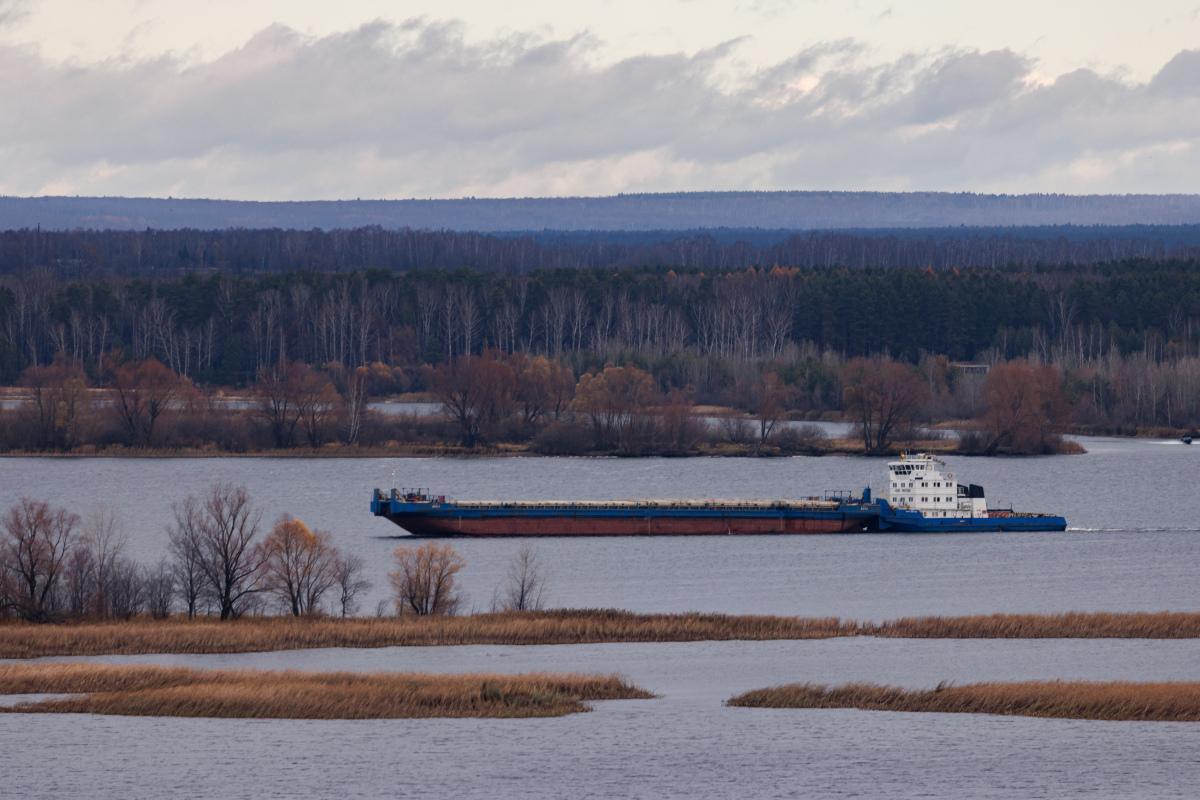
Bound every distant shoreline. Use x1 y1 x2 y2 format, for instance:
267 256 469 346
0 438 1083 459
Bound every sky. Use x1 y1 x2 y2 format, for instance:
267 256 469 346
1 0 1199 199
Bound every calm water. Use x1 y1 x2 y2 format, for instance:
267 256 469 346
0 436 1196 618
11 638 1200 799
2 437 1199 798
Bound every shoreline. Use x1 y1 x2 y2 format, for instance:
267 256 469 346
0 438 1089 459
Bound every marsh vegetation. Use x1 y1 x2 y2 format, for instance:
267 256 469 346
728 680 1200 722
0 663 651 719
4 610 1200 658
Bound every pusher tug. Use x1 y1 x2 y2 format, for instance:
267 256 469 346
371 452 1067 536
873 452 1067 532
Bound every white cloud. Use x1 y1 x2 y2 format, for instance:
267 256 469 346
2 19 1199 198
0 0 30 26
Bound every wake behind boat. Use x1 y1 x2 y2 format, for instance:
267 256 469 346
371 453 1066 536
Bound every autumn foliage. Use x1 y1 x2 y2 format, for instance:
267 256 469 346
390 542 466 616
841 357 930 453
979 361 1071 454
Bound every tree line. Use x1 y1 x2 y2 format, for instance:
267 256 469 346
6 226 1200 278
3 260 1199 386
0 484 545 623
1 261 1198 450
3 346 1176 458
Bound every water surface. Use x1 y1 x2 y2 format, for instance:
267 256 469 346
3 439 1198 798
0 437 1195 618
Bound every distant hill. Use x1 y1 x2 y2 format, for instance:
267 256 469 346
4 192 1200 232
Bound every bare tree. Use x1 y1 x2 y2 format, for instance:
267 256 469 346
82 508 126 618
332 553 372 617
981 361 1071 454
186 484 266 620
167 498 208 619
495 544 547 612
389 542 464 616
255 362 303 448
340 365 370 445
752 371 791 451
145 559 175 619
842 357 930 454
110 357 186 446
260 515 339 616
62 545 96 618
19 355 92 450
106 558 147 619
294 369 340 448
1 499 80 621
430 354 517 447
719 415 754 445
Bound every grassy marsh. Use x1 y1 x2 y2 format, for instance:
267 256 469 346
0 663 652 719
3 610 1200 659
727 680 1200 722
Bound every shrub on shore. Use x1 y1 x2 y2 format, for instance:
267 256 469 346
0 663 652 719
727 680 1200 722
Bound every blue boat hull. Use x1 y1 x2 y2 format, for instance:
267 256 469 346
370 494 1068 536
875 500 1067 533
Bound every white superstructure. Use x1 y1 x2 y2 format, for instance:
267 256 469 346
886 453 987 519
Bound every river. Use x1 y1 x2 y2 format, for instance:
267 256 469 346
1 437 1198 798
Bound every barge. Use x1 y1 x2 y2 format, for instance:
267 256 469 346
370 453 1066 536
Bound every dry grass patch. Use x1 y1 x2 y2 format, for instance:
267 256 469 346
3 610 1200 659
728 680 1200 722
0 663 652 719
0 609 853 658
866 611 1200 639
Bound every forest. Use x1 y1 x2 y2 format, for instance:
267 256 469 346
5 225 1200 277
0 256 1198 456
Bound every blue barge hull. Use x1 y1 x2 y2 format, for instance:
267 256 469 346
370 491 1068 536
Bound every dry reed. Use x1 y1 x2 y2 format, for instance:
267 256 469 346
867 611 1200 640
3 610 1200 659
0 663 652 719
728 680 1200 721
0 609 853 658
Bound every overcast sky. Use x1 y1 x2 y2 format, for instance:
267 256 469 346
2 0 1199 199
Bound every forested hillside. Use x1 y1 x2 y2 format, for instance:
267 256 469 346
6 261 1200 383
5 225 1200 277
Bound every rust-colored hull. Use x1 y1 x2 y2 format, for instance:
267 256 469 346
387 513 869 537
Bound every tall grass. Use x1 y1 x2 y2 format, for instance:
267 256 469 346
3 610 1199 659
0 609 853 658
727 680 1200 722
868 611 1200 639
0 663 652 719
